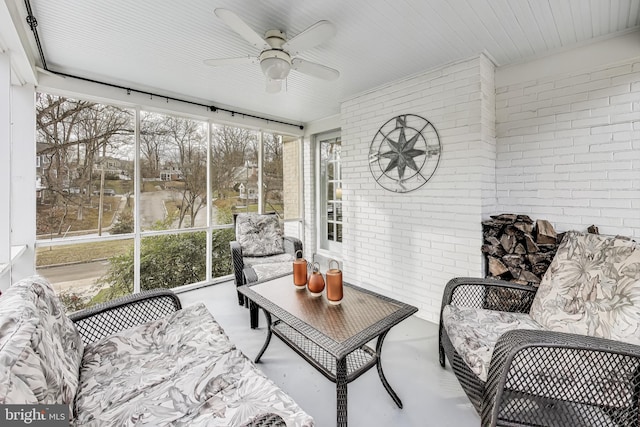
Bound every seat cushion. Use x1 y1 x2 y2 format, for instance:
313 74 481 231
0 275 84 405
251 263 295 283
442 305 544 381
74 303 313 427
236 213 284 257
530 231 640 345
243 252 294 268
443 304 636 407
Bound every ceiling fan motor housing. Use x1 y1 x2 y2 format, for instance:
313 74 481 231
264 29 286 48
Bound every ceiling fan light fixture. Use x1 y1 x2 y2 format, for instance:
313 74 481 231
259 50 291 80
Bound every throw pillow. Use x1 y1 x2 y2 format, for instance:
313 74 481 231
236 213 284 257
530 231 640 345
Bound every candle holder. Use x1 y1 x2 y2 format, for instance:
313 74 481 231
293 250 307 289
325 259 343 305
307 262 325 297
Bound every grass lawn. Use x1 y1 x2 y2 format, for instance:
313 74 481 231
142 180 164 192
104 179 133 194
36 196 120 236
36 239 132 266
164 200 181 217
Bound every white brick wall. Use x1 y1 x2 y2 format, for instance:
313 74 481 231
340 55 495 322
302 135 316 259
496 57 640 239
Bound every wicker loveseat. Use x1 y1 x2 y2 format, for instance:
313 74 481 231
439 231 640 426
0 276 314 426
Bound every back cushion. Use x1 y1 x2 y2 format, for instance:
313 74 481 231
530 231 640 345
236 213 284 256
0 276 84 404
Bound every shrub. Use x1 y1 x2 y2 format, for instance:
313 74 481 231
111 210 134 234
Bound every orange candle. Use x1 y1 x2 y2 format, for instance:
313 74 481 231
293 250 307 289
326 259 343 305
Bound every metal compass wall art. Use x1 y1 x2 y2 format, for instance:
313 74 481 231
369 114 441 193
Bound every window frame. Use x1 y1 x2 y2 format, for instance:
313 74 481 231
34 90 304 299
315 130 342 256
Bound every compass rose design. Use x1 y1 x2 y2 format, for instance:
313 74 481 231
369 114 441 193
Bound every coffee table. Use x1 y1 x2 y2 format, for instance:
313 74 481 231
238 274 418 427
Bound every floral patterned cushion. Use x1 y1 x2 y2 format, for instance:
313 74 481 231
74 303 314 426
0 275 84 405
530 231 640 345
442 305 544 381
236 213 284 257
443 305 635 407
252 263 295 282
243 253 295 268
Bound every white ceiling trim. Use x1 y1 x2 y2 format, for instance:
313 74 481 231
496 29 640 87
0 1 36 85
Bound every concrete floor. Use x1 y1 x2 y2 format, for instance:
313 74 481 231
180 280 479 427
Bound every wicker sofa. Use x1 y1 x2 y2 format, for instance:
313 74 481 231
0 276 314 426
439 231 640 426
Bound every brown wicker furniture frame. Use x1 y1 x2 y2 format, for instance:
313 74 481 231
439 277 640 427
238 274 418 427
69 289 288 427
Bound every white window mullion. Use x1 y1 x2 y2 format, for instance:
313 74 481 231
205 121 212 283
257 131 264 214
133 106 141 294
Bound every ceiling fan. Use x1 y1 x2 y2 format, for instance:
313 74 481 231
204 8 340 93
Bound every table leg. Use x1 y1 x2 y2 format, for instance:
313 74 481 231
336 357 348 427
254 310 272 363
249 301 259 329
375 330 403 408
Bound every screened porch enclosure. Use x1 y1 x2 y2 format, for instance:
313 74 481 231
34 92 303 312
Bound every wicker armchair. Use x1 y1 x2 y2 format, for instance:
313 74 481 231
439 231 640 427
230 212 302 306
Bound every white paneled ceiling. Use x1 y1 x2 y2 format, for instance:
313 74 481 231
13 0 640 123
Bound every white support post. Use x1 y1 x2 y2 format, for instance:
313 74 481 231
0 53 10 291
10 83 36 283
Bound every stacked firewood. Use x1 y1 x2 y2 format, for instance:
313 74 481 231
482 213 564 286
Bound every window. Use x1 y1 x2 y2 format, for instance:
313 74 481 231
34 92 303 312
263 133 284 215
318 132 342 253
210 124 259 217
139 111 207 231
35 93 135 310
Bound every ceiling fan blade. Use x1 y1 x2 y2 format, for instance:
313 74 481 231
291 58 340 81
283 21 336 55
265 79 282 94
203 56 257 67
214 8 269 50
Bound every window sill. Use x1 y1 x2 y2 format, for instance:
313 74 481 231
0 245 28 277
